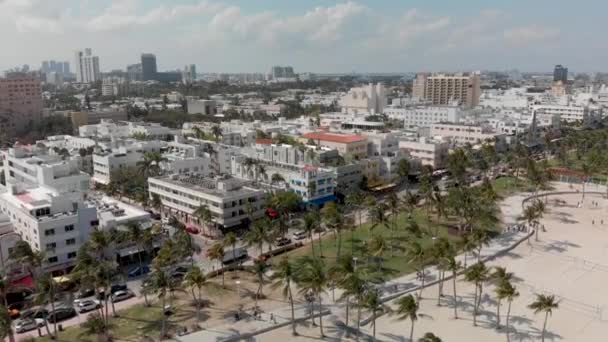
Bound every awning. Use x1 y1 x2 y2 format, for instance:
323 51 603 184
53 275 72 284
11 275 34 289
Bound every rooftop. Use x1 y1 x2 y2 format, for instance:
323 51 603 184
151 175 261 198
302 132 367 144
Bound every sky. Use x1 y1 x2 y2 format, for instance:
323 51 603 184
1 0 606 74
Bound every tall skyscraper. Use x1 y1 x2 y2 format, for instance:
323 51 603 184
63 62 70 74
41 61 50 73
412 72 481 107
553 65 568 83
74 48 100 83
182 64 196 84
141 53 157 81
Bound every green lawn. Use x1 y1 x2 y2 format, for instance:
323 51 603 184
492 176 534 197
287 209 464 278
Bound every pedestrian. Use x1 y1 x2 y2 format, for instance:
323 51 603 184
270 313 275 323
602 219 604 225
592 219 595 225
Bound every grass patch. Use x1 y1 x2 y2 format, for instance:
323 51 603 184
287 209 464 278
493 176 534 197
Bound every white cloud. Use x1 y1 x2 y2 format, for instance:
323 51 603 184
504 26 560 46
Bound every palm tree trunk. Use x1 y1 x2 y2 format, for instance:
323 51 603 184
289 287 296 335
50 299 58 339
437 270 443 306
418 266 425 299
221 263 225 287
453 271 458 319
310 297 316 326
317 231 323 258
496 299 501 328
345 297 350 331
464 252 468 269
197 287 202 321
477 284 484 317
318 294 324 337
309 232 316 258
160 294 166 340
337 231 342 259
473 284 479 326
542 311 549 342
137 250 150 306
357 303 362 337
506 301 512 342
372 311 376 338
43 318 52 338
409 318 415 341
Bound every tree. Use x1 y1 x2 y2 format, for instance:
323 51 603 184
445 255 462 319
183 266 207 321
345 190 365 255
211 125 223 143
145 265 171 340
244 219 272 256
126 222 150 306
207 243 226 287
223 232 238 276
447 148 470 185
194 205 213 236
0 304 14 342
361 288 385 339
270 173 285 186
396 294 419 342
464 262 490 326
329 255 357 332
418 332 443 342
407 241 426 299
296 257 329 337
271 257 298 336
302 212 319 258
397 159 410 188
528 294 559 342
34 275 59 339
472 228 491 263
581 161 593 201
498 281 519 342
151 193 162 214
491 267 513 328
419 168 434 218
253 259 270 307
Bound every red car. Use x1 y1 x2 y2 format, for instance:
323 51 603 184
186 226 199 234
266 208 279 219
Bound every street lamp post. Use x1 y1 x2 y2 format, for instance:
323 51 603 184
236 280 241 298
352 256 358 270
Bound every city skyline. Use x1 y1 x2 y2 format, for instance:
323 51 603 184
0 0 606 74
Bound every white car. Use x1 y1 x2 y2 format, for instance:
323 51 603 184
78 299 101 313
111 290 134 303
292 231 307 240
15 318 44 333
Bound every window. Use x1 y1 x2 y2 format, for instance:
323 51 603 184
47 257 58 263
67 252 77 259
64 224 75 232
66 238 76 246
45 229 55 236
46 243 57 249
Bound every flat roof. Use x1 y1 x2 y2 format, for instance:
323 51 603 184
303 132 367 144
151 175 261 199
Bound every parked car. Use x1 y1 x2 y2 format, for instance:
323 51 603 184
110 283 128 294
20 308 47 320
221 247 248 265
47 307 77 323
73 289 95 305
185 226 199 234
292 231 307 240
275 237 292 247
111 290 135 303
15 318 44 333
128 265 150 278
78 299 101 313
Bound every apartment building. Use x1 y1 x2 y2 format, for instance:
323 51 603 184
430 123 503 145
399 137 449 170
0 75 43 134
79 120 172 140
301 132 368 159
74 48 100 84
385 106 462 128
0 214 19 270
530 104 597 123
412 73 481 107
339 83 387 115
148 175 266 232
366 133 410 183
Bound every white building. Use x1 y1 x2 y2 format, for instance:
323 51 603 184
366 133 410 184
399 137 449 170
530 104 596 123
385 106 462 128
91 196 151 230
429 123 503 146
74 48 100 84
148 175 266 233
0 214 20 271
79 120 172 140
339 83 387 115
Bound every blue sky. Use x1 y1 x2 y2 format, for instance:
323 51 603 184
0 0 605 73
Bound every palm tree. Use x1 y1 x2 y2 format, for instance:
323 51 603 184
329 255 356 331
270 173 285 186
255 163 267 183
81 313 113 342
296 257 329 337
244 219 272 256
302 212 318 258
387 193 401 257
396 294 419 342
491 267 513 328
464 262 490 326
498 281 519 342
472 228 491 262
194 205 213 236
431 238 451 305
445 255 462 319
341 272 368 336
126 222 150 306
407 241 426 299
369 202 389 237
253 259 270 307
207 243 226 287
417 332 442 342
345 190 364 255
211 125 223 143
0 304 14 342
145 265 171 340
368 234 388 271
520 204 541 241
223 232 238 276
362 288 385 339
398 158 410 189
150 193 162 215
183 266 207 321
580 161 593 201
34 275 59 339
528 294 559 342
271 257 298 336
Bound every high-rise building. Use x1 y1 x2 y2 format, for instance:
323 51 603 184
41 61 50 73
412 73 481 107
270 66 296 79
74 48 100 83
127 63 143 82
63 62 70 74
0 74 43 134
553 65 568 83
141 53 157 81
182 64 196 84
